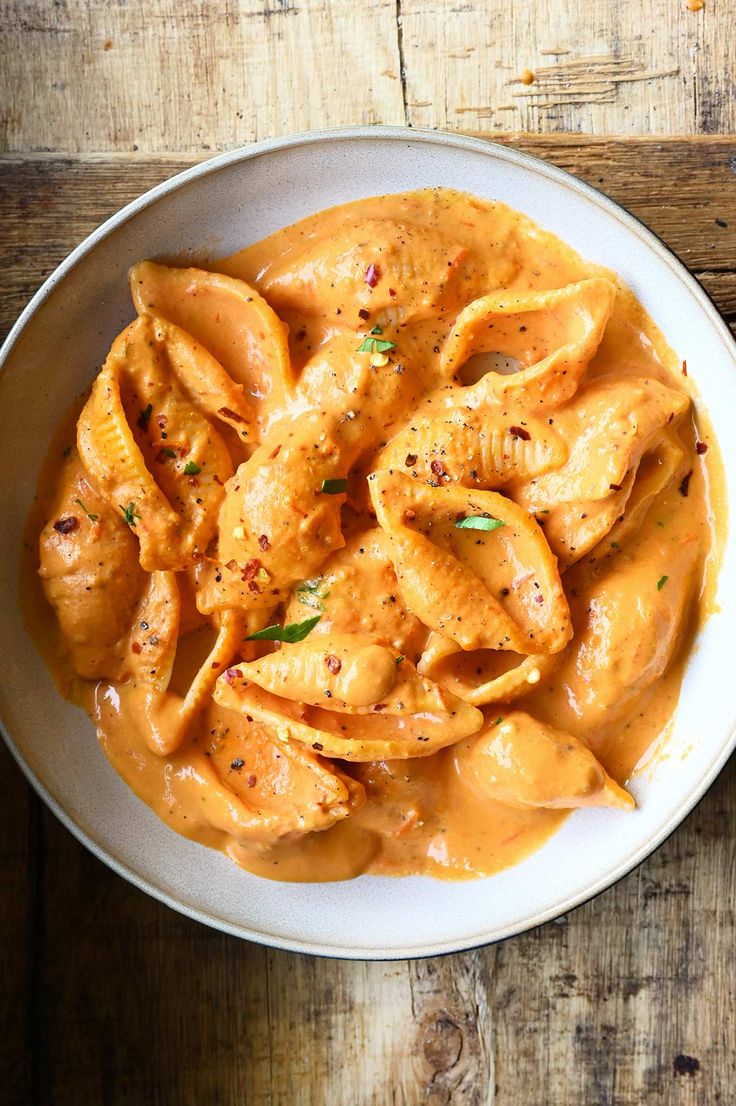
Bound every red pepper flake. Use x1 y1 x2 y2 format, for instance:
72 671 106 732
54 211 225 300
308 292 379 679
269 444 282 460
696 441 708 455
224 559 238 572
53 516 78 534
295 328 306 341
241 558 261 580
247 580 260 595
373 703 388 712
430 458 447 479
509 425 531 441
358 308 370 320
405 453 418 467
679 469 693 497
388 287 396 297
364 263 380 288
218 406 245 424
609 482 623 492
247 774 257 788
325 654 342 674
403 508 416 522
224 667 243 684
157 414 168 429
211 661 219 669
131 641 142 654
258 534 271 552
534 594 544 605
682 360 688 376
230 757 244 771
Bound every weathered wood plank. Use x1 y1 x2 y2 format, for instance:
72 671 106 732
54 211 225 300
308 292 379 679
1 0 733 153
1 139 735 1106
400 0 736 136
0 0 405 154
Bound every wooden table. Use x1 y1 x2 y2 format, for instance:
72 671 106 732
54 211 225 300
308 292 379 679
2 5 735 1104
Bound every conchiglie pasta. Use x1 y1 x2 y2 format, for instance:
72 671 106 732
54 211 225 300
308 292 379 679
377 408 568 491
214 636 483 760
130 261 292 430
458 711 634 810
197 411 353 614
441 278 616 408
77 315 236 571
282 529 428 660
418 632 559 706
370 471 572 654
39 457 146 681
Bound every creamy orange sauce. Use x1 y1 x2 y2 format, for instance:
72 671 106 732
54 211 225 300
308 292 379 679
22 188 722 882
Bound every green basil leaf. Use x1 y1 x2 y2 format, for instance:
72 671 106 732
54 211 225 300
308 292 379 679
454 515 505 531
321 478 348 494
246 615 321 643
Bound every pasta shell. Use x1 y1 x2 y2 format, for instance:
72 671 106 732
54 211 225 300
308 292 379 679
510 379 690 566
130 261 291 425
418 631 559 706
370 471 572 654
282 528 428 660
460 711 634 810
221 218 479 329
214 639 483 761
197 410 352 614
171 716 366 843
38 458 146 681
441 278 616 408
537 527 701 739
377 408 568 490
77 315 234 571
511 378 690 509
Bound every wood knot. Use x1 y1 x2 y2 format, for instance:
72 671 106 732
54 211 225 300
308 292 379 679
673 1054 700 1077
422 1012 463 1073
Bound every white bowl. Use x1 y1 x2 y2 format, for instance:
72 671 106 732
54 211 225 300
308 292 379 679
1 127 734 959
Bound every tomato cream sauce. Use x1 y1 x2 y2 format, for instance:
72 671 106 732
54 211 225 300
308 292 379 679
23 188 723 882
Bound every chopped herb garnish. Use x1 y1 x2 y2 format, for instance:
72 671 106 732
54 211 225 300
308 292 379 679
246 615 320 643
162 448 177 459
75 497 98 522
370 325 383 335
395 655 405 665
296 577 331 611
494 716 503 726
321 477 348 494
62 445 72 459
120 501 141 527
184 460 201 475
454 515 505 531
610 541 620 549
137 403 153 430
356 336 396 354
657 575 669 591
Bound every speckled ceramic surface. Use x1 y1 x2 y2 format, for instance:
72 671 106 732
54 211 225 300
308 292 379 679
1 128 734 959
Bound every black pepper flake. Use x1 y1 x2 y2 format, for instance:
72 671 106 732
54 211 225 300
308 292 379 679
679 469 693 497
312 742 324 752
230 758 244 771
609 482 622 492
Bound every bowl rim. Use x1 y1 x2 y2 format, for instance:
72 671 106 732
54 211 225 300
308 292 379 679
2 124 735 960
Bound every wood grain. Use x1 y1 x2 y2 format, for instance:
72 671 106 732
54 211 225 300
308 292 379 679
1 0 734 153
1 138 735 1105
